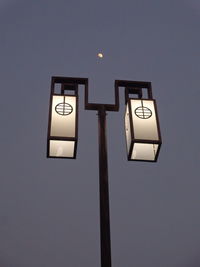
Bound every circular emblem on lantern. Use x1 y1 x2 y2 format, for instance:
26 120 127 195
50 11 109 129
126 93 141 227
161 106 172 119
55 103 73 116
135 106 152 119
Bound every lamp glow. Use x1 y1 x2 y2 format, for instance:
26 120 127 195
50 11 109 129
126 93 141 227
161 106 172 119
47 78 78 159
124 84 161 162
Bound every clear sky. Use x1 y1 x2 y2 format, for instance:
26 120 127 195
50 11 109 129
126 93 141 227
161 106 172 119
0 0 200 266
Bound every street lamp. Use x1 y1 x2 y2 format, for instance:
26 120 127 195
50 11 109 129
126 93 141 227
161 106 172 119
47 76 162 267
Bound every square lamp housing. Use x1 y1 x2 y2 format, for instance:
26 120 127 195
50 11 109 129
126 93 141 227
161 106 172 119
47 78 78 158
125 88 161 162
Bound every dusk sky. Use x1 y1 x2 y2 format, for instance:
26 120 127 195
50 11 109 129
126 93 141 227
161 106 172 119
1 0 200 266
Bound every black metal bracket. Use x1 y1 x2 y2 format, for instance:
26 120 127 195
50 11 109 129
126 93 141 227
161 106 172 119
51 76 153 112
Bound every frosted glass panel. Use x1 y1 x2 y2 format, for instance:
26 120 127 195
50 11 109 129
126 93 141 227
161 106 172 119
125 104 131 153
130 99 159 141
50 140 75 157
131 143 158 161
50 95 76 137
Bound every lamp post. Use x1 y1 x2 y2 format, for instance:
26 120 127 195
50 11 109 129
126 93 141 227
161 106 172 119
47 76 162 267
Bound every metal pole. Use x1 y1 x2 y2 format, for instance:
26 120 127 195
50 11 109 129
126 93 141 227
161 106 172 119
98 105 112 267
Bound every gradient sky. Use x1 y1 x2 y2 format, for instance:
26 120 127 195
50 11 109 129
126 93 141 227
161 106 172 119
0 0 200 266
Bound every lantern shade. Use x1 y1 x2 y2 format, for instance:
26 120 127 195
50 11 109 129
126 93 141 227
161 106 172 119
47 80 78 159
50 95 76 138
49 140 75 158
125 98 161 162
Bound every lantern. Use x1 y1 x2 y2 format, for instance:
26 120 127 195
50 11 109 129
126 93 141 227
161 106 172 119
47 77 78 158
124 83 161 162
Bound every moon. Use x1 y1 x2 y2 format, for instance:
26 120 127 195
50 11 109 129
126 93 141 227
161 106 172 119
97 53 103 58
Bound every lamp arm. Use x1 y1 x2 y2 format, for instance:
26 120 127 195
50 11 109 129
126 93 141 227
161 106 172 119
51 76 153 112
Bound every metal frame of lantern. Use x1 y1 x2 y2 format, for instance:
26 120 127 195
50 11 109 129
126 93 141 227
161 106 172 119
122 81 162 162
47 77 162 267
